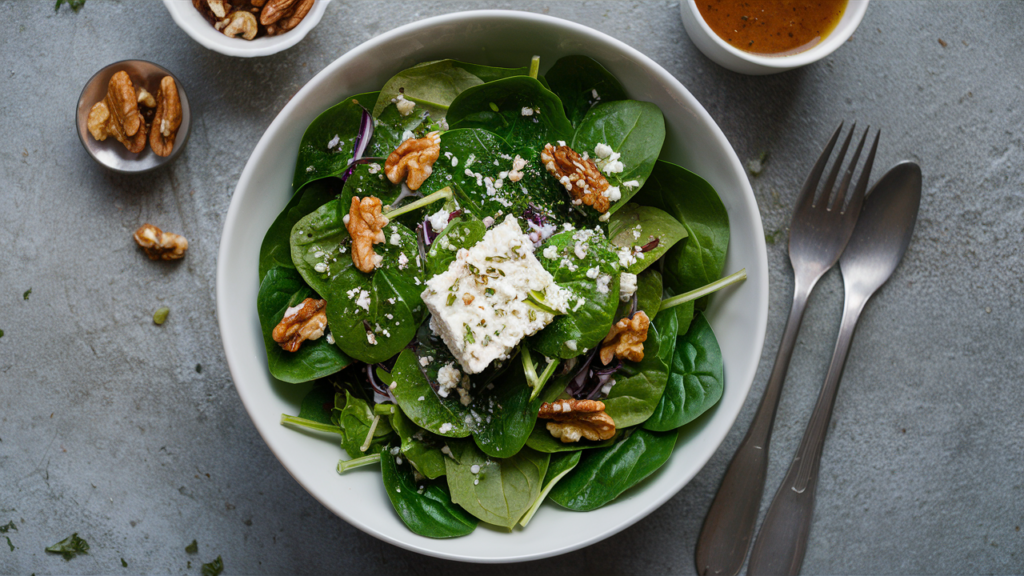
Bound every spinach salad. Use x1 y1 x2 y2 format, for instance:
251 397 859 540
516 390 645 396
257 55 745 538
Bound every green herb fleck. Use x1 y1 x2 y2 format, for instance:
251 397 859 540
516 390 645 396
23 288 31 300
463 324 475 344
185 540 198 554
764 229 781 245
5 536 13 552
528 309 537 322
446 293 457 306
54 0 86 11
121 558 128 568
488 102 499 112
485 288 495 296
0 521 15 533
45 533 89 560
153 307 170 325
195 363 202 374
201 556 224 576
0 329 4 339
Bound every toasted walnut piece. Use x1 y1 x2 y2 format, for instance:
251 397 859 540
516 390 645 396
540 143 611 213
133 224 188 261
600 311 650 365
136 87 156 108
149 77 183 157
88 72 147 153
222 9 258 39
87 101 111 141
265 0 313 35
207 0 229 18
345 196 389 273
272 298 327 352
385 132 441 191
539 399 617 443
260 0 298 25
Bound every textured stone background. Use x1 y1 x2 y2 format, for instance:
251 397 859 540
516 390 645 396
1 1 1021 574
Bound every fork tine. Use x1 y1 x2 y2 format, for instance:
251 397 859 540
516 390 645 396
831 126 870 211
843 129 880 215
794 122 844 215
819 123 856 209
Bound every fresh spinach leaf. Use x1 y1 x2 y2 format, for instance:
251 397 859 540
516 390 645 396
390 349 473 438
23 288 31 300
664 289 695 336
544 55 627 128
519 451 582 527
290 199 427 364
200 556 224 576
603 308 678 428
380 448 477 538
471 361 541 459
337 390 393 457
572 100 665 211
369 102 430 156
257 267 351 383
373 60 527 119
297 382 338 425
45 533 89 560
608 204 688 274
444 439 549 528
447 77 575 152
425 214 487 277
549 428 677 511
634 160 730 310
293 92 379 192
644 311 724 431
259 178 343 281
391 407 447 479
5 536 13 552
525 422 617 453
529 230 621 359
185 539 198 554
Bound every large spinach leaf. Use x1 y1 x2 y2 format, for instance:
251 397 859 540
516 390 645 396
528 230 621 359
545 55 627 128
444 439 549 528
380 448 477 538
337 390 393 457
373 60 527 119
664 289 695 336
633 160 730 310
572 100 665 211
293 92 379 192
608 204 688 274
644 311 724 431
446 77 575 152
519 451 582 527
548 428 677 511
297 382 339 425
259 179 342 282
471 361 541 459
390 407 447 479
290 200 427 364
256 267 351 383
390 349 473 438
602 308 678 428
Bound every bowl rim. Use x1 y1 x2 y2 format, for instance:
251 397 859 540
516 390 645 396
217 9 769 562
684 0 870 69
161 0 333 57
75 59 192 174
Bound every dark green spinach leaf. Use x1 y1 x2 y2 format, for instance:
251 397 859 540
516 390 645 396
545 55 627 128
644 311 724 431
45 533 89 560
337 390 393 457
257 267 351 383
293 92 379 192
444 439 549 528
259 178 342 281
390 349 473 438
380 448 477 538
471 361 540 458
297 382 338 425
519 451 582 527
608 204 688 274
549 428 677 511
447 77 575 152
373 60 527 119
603 308 678 428
201 556 224 576
391 406 447 479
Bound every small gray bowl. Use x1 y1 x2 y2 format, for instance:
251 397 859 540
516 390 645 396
76 60 191 173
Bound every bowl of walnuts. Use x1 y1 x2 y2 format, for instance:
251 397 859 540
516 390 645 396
162 0 333 58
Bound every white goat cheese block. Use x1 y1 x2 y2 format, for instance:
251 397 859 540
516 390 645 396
422 215 570 374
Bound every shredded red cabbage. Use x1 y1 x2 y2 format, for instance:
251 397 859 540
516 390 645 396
640 238 660 252
366 364 396 404
340 106 376 182
564 347 622 400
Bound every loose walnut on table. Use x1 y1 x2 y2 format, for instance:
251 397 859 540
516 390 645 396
538 398 617 443
133 224 188 260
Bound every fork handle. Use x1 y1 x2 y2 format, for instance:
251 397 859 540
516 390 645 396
746 292 868 576
695 277 814 576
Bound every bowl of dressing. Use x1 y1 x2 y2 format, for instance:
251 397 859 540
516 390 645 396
681 0 869 75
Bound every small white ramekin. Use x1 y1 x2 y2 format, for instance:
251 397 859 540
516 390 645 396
161 0 333 58
681 0 869 75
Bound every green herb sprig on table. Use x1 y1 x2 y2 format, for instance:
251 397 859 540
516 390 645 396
45 533 89 560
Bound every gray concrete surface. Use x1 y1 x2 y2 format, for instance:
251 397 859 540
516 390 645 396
1 1 1022 574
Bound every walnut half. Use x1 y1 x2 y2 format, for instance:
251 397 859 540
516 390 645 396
345 196 389 273
600 311 650 365
149 77 183 157
87 71 147 154
385 132 441 190
541 143 611 213
272 298 328 352
266 0 314 35
539 399 616 443
133 224 188 260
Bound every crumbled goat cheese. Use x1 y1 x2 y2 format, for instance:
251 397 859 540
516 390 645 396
398 252 409 269
565 340 578 351
366 332 377 345
437 363 461 398
470 465 481 474
367 163 381 175
326 331 335 345
390 232 401 246
428 208 451 232
605 185 622 202
507 155 528 182
327 135 340 149
521 107 535 116
394 94 416 116
594 143 614 159
622 179 640 188
483 216 495 228
619 272 637 301
439 423 453 434
586 267 601 279
421 216 571 373
543 245 559 260
596 274 612 294
314 262 328 273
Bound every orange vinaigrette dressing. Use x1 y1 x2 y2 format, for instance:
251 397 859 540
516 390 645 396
697 0 848 56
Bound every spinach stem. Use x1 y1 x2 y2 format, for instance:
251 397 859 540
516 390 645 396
373 404 396 416
523 347 559 401
382 187 452 220
404 95 448 111
659 268 748 311
336 453 381 474
280 414 342 435
525 290 563 316
520 463 577 527
360 415 382 453
529 56 540 79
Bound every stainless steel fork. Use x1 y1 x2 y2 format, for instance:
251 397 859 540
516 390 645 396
695 123 880 576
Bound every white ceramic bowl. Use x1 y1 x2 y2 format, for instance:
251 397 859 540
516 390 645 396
681 0 869 75
217 10 769 562
161 0 332 57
